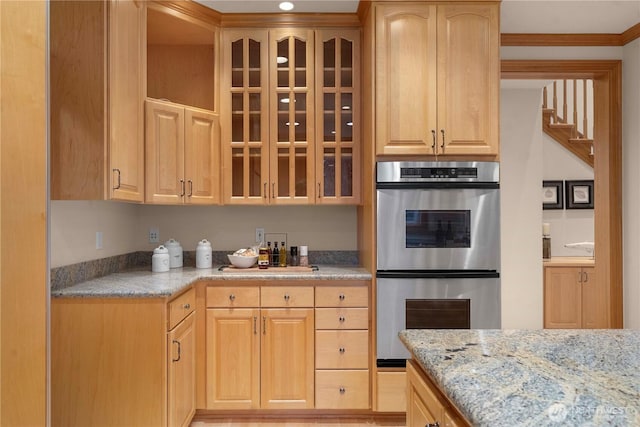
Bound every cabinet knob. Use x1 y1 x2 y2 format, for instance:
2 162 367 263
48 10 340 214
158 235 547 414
339 316 346 323
284 294 290 301
339 347 346 354
183 303 191 310
339 387 346 394
339 294 345 301
229 294 236 301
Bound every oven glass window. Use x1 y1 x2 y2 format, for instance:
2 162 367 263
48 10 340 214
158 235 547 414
406 210 470 248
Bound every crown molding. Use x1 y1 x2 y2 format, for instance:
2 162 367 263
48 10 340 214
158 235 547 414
502 22 640 47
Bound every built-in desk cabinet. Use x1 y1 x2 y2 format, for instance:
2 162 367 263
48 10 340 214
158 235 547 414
52 287 197 427
374 2 500 157
51 0 145 201
544 259 602 328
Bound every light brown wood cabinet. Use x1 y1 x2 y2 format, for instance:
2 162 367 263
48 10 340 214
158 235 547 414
407 359 468 427
145 98 220 205
315 284 370 409
205 285 315 409
544 265 602 328
52 287 197 427
374 2 499 157
221 27 361 205
51 0 145 201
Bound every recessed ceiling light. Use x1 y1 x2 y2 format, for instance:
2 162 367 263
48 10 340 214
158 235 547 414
276 56 288 64
279 2 294 11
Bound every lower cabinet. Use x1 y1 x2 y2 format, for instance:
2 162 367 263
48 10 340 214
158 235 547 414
407 359 468 427
51 287 196 427
205 285 315 409
544 265 600 328
205 281 370 411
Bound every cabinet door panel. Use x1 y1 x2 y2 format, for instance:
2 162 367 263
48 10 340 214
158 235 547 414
185 107 220 205
145 99 185 204
261 308 314 409
437 4 499 156
375 5 437 155
206 308 260 409
544 267 582 328
580 266 607 328
109 0 145 201
168 312 195 427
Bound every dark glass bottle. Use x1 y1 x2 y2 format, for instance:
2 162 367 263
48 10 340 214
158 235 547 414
272 241 279 266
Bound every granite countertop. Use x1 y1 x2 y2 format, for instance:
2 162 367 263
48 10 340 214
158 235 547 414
51 265 372 298
400 329 640 427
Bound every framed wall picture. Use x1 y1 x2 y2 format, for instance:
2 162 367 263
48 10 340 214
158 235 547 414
542 180 563 209
565 180 594 209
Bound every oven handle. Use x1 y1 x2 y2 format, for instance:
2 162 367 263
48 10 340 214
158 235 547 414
376 182 499 190
376 270 500 279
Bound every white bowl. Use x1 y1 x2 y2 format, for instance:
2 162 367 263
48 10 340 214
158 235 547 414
227 254 258 268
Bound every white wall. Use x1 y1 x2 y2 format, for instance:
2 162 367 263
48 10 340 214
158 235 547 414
623 38 640 330
500 87 545 328
50 201 139 268
542 134 594 257
50 202 358 267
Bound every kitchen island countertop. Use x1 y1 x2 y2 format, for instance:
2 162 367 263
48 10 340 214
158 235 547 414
51 265 372 298
400 329 640 427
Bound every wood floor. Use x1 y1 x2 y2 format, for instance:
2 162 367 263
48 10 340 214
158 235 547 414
191 417 405 427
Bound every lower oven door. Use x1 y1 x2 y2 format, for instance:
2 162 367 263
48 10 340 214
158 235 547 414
376 273 500 366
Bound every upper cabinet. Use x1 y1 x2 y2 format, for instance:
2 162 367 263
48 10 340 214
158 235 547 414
221 27 361 205
51 0 145 201
374 2 499 158
315 29 361 204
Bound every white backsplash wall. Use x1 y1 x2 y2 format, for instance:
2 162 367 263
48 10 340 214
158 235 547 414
50 200 140 268
542 132 595 257
136 205 358 252
51 201 358 267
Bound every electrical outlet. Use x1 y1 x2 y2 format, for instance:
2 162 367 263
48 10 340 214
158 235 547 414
149 227 160 243
255 228 265 243
96 231 103 249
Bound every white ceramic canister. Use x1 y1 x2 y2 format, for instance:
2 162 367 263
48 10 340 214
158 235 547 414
196 239 212 269
151 245 170 273
165 238 183 268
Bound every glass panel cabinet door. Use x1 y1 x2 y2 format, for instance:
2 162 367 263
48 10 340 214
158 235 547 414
315 29 360 204
222 30 270 204
269 29 315 204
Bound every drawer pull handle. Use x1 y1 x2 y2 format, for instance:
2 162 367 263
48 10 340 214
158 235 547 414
427 423 440 427
113 168 121 190
339 387 346 394
254 316 257 335
263 316 267 335
229 294 236 301
284 294 290 301
339 347 346 354
339 316 346 323
183 303 191 310
339 294 345 301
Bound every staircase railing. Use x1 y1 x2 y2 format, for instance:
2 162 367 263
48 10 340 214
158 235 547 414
542 79 594 166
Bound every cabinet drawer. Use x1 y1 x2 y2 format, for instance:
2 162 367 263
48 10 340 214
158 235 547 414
315 370 370 409
207 286 260 308
315 308 368 330
261 286 314 307
315 286 368 307
316 330 368 369
168 287 195 330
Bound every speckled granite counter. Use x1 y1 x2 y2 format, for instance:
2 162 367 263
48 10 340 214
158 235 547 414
51 265 372 298
400 329 640 427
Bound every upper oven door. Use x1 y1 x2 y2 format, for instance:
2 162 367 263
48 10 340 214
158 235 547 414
376 186 500 271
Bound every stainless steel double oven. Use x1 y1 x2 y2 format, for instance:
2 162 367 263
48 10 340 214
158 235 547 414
376 161 501 366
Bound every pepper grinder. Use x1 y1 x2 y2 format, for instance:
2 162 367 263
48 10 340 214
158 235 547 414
542 223 551 259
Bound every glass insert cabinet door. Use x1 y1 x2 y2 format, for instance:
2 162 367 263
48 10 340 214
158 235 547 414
315 29 360 204
222 30 270 204
269 29 315 204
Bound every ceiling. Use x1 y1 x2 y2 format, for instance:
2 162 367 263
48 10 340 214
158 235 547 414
194 0 640 34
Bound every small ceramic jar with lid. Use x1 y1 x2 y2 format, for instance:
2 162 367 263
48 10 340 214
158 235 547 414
152 245 170 273
196 239 212 269
165 238 183 268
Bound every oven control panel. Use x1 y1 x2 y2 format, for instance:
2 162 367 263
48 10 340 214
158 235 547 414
400 167 477 179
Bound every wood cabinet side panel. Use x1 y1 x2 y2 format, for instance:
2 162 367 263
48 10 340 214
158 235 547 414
52 299 166 427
